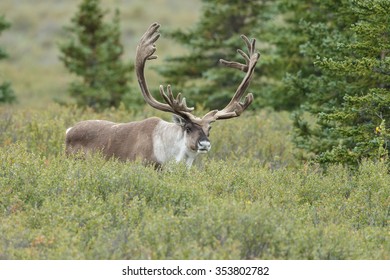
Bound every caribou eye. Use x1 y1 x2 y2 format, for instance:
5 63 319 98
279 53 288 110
186 127 192 133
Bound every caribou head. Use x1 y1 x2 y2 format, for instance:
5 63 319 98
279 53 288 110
65 23 260 167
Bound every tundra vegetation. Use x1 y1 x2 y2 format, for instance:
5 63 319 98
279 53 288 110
0 0 389 259
0 105 388 259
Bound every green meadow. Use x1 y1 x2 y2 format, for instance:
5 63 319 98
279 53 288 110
0 0 389 259
0 105 389 259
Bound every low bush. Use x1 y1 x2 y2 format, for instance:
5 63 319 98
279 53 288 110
0 106 388 259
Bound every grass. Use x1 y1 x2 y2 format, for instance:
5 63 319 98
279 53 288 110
0 105 389 259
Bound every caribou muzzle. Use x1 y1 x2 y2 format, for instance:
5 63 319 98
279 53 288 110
197 140 211 153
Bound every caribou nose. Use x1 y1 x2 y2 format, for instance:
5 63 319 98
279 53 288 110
198 140 211 153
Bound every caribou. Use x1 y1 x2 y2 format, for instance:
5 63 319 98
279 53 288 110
65 23 260 167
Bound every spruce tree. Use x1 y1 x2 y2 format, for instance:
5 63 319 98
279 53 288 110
0 15 15 104
292 0 390 167
59 0 132 110
157 0 278 110
269 0 358 110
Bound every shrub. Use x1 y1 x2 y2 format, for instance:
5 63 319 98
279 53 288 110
0 106 388 259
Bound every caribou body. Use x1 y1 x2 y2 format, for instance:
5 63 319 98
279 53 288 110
66 116 211 167
65 23 260 167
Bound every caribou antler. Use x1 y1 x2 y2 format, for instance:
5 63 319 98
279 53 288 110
208 35 260 121
136 23 260 125
135 23 195 119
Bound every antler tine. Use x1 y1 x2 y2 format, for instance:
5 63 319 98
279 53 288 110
206 34 260 122
159 85 194 113
219 35 257 72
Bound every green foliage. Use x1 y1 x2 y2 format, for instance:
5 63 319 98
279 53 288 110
157 0 282 110
270 0 358 110
158 0 348 111
59 0 134 110
291 0 390 168
0 15 16 104
0 106 388 259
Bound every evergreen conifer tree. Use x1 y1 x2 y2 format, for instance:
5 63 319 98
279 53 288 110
157 0 278 110
269 0 358 110
292 0 389 167
158 0 335 111
59 0 132 110
0 15 15 104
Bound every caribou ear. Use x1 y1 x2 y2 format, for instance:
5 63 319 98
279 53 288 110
172 114 188 127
